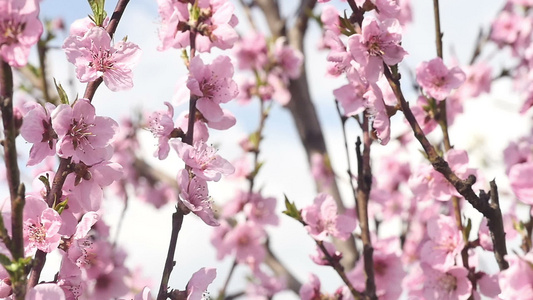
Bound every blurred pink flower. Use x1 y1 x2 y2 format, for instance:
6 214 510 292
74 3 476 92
420 214 464 270
421 264 472 300
0 0 42 67
302 193 356 241
416 57 465 101
173 140 234 182
27 283 66 300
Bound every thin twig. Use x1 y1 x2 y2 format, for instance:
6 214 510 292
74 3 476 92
355 131 376 300
383 65 509 270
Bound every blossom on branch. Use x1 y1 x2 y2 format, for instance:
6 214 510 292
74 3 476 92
348 16 407 82
416 57 466 101
186 55 238 123
63 26 141 91
302 193 356 241
157 0 238 52
52 98 119 165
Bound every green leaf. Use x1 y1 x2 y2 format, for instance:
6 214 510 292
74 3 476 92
249 161 264 178
0 254 11 268
38 174 51 192
54 78 69 105
87 0 107 26
249 132 261 151
464 218 472 240
282 195 302 222
54 197 69 215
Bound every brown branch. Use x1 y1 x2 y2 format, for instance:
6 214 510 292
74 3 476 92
156 209 185 300
316 240 362 299
157 30 198 300
355 133 376 300
0 60 27 300
383 65 509 270
106 0 130 39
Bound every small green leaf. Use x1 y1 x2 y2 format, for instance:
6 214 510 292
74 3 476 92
464 218 472 240
54 197 69 215
53 78 69 105
87 0 107 26
249 161 264 178
282 195 302 221
249 132 261 151
0 254 11 268
38 174 51 192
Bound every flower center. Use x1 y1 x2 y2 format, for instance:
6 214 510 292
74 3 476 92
89 46 114 74
69 117 96 151
0 18 24 46
26 222 46 245
438 273 458 293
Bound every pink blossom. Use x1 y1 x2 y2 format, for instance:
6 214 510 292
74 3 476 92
186 268 216 300
234 32 268 70
456 61 492 98
0 0 42 67
23 196 62 255
210 220 232 259
311 153 335 191
333 68 367 116
324 30 352 76
27 283 66 300
20 102 57 166
490 10 527 47
301 193 357 241
499 252 533 299
365 83 390 144
374 0 401 19
173 140 234 182
222 222 266 265
299 273 322 300
177 169 218 226
68 16 108 38
52 98 118 165
148 102 176 160
409 149 477 202
187 55 238 122
157 0 238 52
477 272 500 298
416 57 466 101
348 16 407 82
63 161 123 212
272 37 304 80
91 264 130 300
246 267 286 299
509 162 533 205
243 192 279 226
420 214 464 270
321 5 340 36
63 26 141 91
348 246 405 300
421 264 472 300
410 96 439 135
